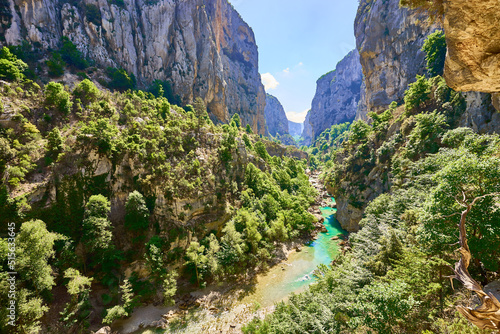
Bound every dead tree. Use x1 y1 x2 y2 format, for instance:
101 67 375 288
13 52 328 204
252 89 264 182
450 192 500 330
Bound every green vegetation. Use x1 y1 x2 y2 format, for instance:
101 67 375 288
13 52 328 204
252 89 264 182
243 38 497 333
0 47 28 81
0 68 314 329
422 30 447 76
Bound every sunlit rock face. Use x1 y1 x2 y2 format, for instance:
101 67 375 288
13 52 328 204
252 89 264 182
1 0 266 133
308 50 363 140
265 94 289 137
442 0 500 94
354 0 441 119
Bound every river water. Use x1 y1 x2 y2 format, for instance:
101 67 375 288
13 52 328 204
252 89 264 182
238 204 345 307
118 198 345 333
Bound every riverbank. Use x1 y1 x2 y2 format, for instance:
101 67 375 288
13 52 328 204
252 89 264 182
105 170 346 334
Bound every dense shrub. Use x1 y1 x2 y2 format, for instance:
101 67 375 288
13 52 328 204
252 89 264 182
107 68 136 91
0 47 28 81
422 30 447 77
44 82 73 114
60 36 89 70
73 79 100 105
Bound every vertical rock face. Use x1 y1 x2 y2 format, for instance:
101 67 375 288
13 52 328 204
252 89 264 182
301 110 313 146
1 0 266 134
308 49 363 140
355 0 441 118
442 0 500 93
288 121 303 139
264 94 289 137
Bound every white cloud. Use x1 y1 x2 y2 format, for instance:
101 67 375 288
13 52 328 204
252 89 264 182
286 109 309 123
298 62 303 66
283 67 290 74
261 73 279 90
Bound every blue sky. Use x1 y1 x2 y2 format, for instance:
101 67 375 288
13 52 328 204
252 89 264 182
231 0 359 123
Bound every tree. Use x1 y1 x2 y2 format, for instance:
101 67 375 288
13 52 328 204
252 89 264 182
46 127 64 158
231 113 242 128
60 268 93 329
103 279 134 324
82 195 113 263
124 191 150 231
185 241 206 286
162 270 178 306
404 75 431 114
254 141 270 161
46 52 66 77
422 30 447 77
45 82 73 115
16 219 59 292
73 79 100 105
60 36 88 70
245 124 253 134
0 46 27 81
107 68 136 91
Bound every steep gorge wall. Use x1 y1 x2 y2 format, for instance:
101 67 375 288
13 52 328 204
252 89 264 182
355 0 440 119
264 93 289 137
1 0 266 134
307 49 362 140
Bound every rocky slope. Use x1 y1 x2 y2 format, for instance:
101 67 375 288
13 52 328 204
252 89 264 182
0 0 266 133
308 50 362 140
355 0 441 119
443 0 500 93
264 93 289 137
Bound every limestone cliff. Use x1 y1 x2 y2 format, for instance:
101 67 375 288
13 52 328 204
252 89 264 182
308 50 362 140
1 0 266 133
264 93 289 137
442 0 500 93
355 0 441 118
288 121 303 139
300 110 313 146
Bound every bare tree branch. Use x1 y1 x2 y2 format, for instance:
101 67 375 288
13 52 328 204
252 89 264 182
450 193 500 330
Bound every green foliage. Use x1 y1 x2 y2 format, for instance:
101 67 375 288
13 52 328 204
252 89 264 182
185 241 206 286
254 141 270 161
85 4 101 25
404 110 447 159
60 268 93 329
82 195 113 255
0 46 27 81
162 270 178 306
230 113 242 128
404 75 431 114
45 82 73 115
46 52 65 77
16 220 59 292
107 67 136 91
73 79 100 105
422 30 447 77
78 119 120 157
103 279 134 324
245 123 253 134
125 191 150 231
60 36 89 70
46 127 63 159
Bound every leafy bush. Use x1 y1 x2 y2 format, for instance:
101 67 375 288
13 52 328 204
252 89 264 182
107 68 136 91
0 47 28 81
44 82 73 115
60 37 89 70
124 191 150 231
422 30 447 77
404 75 431 114
73 79 100 105
46 52 65 77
